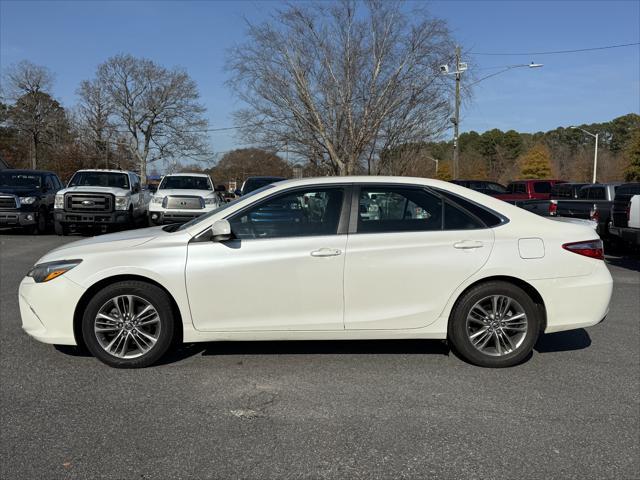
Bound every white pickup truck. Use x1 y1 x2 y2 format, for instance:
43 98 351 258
54 169 149 235
148 173 223 225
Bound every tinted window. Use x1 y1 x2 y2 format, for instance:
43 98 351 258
486 182 507 193
44 176 55 191
160 175 211 190
357 187 442 233
444 202 484 230
0 172 42 188
533 182 552 193
580 187 605 200
242 177 285 195
69 172 129 189
52 175 63 190
230 187 344 239
436 189 503 227
507 183 527 194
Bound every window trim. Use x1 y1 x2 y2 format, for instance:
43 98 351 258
210 183 353 242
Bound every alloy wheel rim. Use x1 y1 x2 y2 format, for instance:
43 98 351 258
94 295 161 359
466 295 528 357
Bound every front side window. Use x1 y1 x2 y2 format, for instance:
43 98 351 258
69 172 129 189
357 187 443 233
160 175 211 190
229 187 344 239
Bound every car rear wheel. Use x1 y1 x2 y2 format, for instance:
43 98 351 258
81 281 175 368
448 281 541 368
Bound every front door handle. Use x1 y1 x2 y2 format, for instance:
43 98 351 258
310 248 342 257
453 240 484 250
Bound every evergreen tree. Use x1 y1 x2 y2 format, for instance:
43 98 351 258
519 143 553 179
623 129 640 181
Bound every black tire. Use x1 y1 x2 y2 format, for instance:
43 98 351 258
54 220 69 236
448 281 541 368
81 281 176 368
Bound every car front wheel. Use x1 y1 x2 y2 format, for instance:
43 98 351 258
448 281 541 368
82 281 175 368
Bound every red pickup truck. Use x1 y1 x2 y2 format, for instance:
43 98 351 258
495 179 566 201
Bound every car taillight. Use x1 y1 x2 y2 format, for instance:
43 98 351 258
562 240 604 260
590 204 600 222
549 200 558 216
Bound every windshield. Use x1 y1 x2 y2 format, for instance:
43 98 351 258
242 177 284 195
0 172 42 189
177 184 275 231
69 172 129 189
159 175 211 190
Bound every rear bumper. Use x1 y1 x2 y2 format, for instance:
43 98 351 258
55 210 129 226
0 211 38 226
531 262 613 334
609 225 640 245
19 276 85 345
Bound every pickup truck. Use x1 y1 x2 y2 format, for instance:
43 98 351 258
54 169 149 235
148 172 224 225
0 169 64 233
516 183 619 238
494 179 566 202
609 183 640 247
450 180 507 196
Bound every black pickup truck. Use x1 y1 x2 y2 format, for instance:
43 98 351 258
0 169 63 233
517 183 620 238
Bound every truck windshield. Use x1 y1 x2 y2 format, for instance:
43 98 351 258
0 172 42 189
69 172 129 189
160 176 211 190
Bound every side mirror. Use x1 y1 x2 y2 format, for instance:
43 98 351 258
133 184 141 193
211 219 232 242
214 184 226 192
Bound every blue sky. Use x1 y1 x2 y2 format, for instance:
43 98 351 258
1 0 639 160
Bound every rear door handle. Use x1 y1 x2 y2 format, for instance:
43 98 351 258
310 248 342 257
453 240 484 250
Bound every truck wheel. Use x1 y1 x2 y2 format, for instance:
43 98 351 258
54 221 69 236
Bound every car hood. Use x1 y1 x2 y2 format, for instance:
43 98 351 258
154 189 215 198
59 186 130 196
37 226 169 263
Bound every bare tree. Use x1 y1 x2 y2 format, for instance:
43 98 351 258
76 79 114 168
3 60 65 168
228 0 455 176
91 54 209 183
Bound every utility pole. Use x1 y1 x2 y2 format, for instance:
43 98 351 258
453 46 461 180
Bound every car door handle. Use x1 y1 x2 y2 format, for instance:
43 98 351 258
453 240 484 250
310 248 342 257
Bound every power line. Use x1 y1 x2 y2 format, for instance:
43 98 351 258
471 41 640 56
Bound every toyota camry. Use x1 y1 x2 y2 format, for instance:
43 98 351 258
19 177 613 368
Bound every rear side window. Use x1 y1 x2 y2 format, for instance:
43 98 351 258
436 189 504 227
533 182 552 193
444 202 484 230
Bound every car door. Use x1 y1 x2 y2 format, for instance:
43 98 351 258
344 185 494 330
185 185 350 331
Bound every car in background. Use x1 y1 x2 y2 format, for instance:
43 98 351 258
451 180 507 196
54 169 149 235
0 169 63 233
148 173 224 225
495 179 566 202
237 176 286 196
609 183 640 247
549 182 589 200
20 176 612 369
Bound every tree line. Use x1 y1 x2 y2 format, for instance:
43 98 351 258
1 0 639 185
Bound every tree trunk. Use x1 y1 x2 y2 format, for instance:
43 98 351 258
31 135 37 169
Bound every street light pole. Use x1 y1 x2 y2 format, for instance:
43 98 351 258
570 126 599 183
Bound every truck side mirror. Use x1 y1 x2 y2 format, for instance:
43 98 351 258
133 184 141 193
211 219 232 242
234 189 242 197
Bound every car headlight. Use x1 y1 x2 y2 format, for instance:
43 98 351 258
27 259 82 283
114 196 129 210
20 196 37 205
54 194 64 209
151 196 164 204
204 197 218 205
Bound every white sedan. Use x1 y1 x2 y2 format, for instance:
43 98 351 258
19 177 613 368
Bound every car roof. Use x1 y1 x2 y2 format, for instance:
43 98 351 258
162 172 210 178
3 169 56 175
75 169 135 174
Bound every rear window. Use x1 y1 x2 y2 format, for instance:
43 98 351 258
551 185 571 198
507 183 527 194
533 182 552 193
579 187 606 200
616 184 640 197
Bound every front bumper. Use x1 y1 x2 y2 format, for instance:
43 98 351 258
148 208 209 225
0 211 38 226
55 210 129 226
19 276 86 345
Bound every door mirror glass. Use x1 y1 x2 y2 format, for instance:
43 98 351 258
211 219 232 242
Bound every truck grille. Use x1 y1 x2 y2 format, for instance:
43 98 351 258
65 193 114 213
0 195 18 210
164 196 203 210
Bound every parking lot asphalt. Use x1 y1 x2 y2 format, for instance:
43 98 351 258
0 231 638 480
